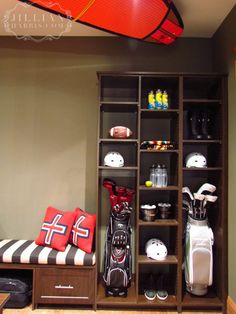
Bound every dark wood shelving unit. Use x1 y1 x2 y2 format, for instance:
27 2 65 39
96 72 228 313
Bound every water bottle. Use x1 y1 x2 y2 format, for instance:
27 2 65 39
149 164 156 186
162 164 168 187
155 164 162 187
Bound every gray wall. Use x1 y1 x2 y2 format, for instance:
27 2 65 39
0 37 213 240
212 5 236 302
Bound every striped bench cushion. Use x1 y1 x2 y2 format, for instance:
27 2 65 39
0 240 95 266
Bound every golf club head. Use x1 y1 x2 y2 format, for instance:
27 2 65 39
204 195 218 203
182 186 194 200
193 193 205 201
196 183 216 195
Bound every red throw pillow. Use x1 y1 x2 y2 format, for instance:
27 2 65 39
69 208 96 254
36 206 76 252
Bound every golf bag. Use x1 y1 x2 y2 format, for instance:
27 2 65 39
103 179 134 297
182 183 218 296
183 184 216 296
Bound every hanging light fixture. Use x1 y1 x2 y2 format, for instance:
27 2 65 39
19 0 184 45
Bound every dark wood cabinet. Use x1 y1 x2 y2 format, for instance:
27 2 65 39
96 72 228 313
35 268 95 305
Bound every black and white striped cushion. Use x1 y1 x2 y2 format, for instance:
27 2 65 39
0 240 95 266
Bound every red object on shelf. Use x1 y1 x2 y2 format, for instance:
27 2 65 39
19 0 184 45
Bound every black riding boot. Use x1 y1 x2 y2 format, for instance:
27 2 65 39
201 109 213 139
188 109 202 140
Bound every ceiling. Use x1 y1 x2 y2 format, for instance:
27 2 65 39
1 0 236 38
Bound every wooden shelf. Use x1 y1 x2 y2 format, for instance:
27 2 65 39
99 138 138 143
138 255 178 265
140 149 179 153
100 101 139 105
183 167 222 171
138 219 178 226
183 99 221 103
99 166 138 170
96 279 137 305
141 109 179 118
137 294 177 307
182 291 223 308
139 185 179 191
183 139 222 144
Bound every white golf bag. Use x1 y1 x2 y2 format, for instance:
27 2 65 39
185 216 214 296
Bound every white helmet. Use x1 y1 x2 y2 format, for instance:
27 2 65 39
145 238 167 261
104 152 124 167
185 152 207 168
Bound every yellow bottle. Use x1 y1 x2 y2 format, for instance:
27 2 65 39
162 90 169 109
155 89 163 109
148 90 155 109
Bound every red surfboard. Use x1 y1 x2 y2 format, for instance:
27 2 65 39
19 0 184 44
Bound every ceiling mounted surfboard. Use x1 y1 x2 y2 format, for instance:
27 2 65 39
19 0 184 45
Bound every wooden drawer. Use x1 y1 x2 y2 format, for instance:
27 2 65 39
34 267 95 305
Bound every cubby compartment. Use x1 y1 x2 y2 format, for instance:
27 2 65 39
138 264 177 299
183 169 222 194
183 143 222 168
183 102 222 141
99 142 138 167
139 190 178 221
139 226 177 257
183 76 222 100
100 103 138 139
140 152 178 187
100 75 139 102
141 76 179 109
0 269 33 285
141 111 179 146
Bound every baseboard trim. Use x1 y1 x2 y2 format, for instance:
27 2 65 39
228 296 236 314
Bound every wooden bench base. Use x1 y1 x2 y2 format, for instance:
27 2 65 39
0 263 95 309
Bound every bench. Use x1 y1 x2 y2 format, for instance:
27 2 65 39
0 240 96 309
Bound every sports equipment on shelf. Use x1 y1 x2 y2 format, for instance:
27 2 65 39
109 126 132 139
145 238 167 261
104 152 124 167
183 184 216 296
185 152 207 168
184 216 214 296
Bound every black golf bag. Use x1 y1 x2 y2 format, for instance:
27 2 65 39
103 179 134 297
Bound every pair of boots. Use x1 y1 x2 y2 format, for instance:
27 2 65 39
144 273 168 301
188 109 213 140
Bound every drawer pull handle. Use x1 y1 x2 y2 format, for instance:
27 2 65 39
55 285 74 289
